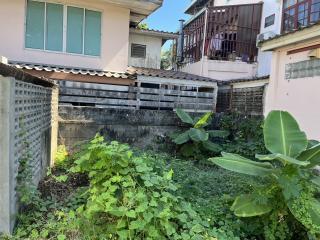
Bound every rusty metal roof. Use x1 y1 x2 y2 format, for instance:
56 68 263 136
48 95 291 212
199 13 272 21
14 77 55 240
0 62 56 87
10 62 134 79
127 67 219 83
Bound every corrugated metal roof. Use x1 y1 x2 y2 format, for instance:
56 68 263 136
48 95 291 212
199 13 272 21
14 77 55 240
128 67 219 83
218 75 269 85
130 28 179 39
9 62 219 83
10 62 134 79
0 62 56 87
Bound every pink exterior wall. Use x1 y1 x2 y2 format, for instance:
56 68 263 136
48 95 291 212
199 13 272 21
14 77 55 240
0 0 130 72
264 39 320 140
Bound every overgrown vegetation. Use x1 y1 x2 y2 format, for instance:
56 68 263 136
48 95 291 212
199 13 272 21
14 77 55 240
210 111 320 239
1 111 319 240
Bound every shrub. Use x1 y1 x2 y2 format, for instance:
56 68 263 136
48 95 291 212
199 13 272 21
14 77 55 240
219 113 267 158
171 109 228 159
210 110 320 239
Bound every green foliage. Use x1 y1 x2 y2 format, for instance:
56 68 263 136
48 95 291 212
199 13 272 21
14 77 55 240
172 109 229 159
161 47 173 70
137 23 149 30
210 110 320 238
70 135 218 239
219 113 267 158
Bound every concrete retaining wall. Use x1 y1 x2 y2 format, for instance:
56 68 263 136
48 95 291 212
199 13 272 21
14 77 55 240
58 106 188 151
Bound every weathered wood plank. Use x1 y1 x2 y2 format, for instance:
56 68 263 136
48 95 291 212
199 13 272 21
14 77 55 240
60 88 135 99
139 93 214 104
59 81 130 92
134 87 214 98
60 96 137 106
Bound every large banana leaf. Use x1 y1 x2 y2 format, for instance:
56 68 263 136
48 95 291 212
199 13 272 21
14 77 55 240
309 199 320 227
298 144 320 168
289 198 320 229
176 108 194 125
189 128 209 142
208 130 230 138
264 111 308 158
173 131 190 145
231 194 273 217
308 140 320 148
202 140 222 153
256 153 310 166
194 112 212 128
311 177 320 188
209 152 273 176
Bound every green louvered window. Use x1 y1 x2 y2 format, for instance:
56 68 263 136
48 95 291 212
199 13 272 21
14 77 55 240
25 0 101 56
46 3 64 51
66 7 84 54
25 1 45 49
84 10 102 56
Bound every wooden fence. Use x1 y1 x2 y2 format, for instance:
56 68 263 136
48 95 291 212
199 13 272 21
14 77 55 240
58 81 216 112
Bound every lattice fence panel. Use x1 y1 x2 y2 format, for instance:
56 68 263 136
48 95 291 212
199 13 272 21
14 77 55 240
13 80 53 194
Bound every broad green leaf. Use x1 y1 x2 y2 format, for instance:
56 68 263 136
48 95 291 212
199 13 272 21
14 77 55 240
176 108 194 125
298 144 320 168
264 111 308 158
188 128 209 142
309 199 320 226
256 153 310 166
173 131 190 145
209 153 273 177
194 112 212 128
202 140 222 153
308 140 320 148
311 176 320 187
208 130 230 138
231 194 273 217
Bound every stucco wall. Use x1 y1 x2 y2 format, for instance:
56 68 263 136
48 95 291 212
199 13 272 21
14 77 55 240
257 0 282 77
214 0 262 6
181 58 257 81
264 39 320 140
128 33 162 69
0 0 130 72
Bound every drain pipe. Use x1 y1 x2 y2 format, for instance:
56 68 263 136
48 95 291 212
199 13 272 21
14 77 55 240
177 19 185 67
200 8 209 76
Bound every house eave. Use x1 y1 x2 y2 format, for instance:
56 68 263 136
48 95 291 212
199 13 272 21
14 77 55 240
129 28 179 40
97 0 163 24
260 24 320 52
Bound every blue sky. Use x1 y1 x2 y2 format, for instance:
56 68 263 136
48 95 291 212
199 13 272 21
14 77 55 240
143 0 191 50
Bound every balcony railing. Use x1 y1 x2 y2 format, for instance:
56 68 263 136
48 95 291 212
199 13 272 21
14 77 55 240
282 0 320 33
182 3 263 64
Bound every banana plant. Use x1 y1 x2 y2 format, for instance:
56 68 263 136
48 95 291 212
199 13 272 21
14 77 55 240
172 109 229 157
209 110 320 234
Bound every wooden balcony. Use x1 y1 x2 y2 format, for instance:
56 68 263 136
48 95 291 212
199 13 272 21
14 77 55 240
183 3 263 64
282 0 320 33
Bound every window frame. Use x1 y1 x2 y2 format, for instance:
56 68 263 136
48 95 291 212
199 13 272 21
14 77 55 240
264 14 275 28
24 0 102 57
131 43 147 59
282 0 320 32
